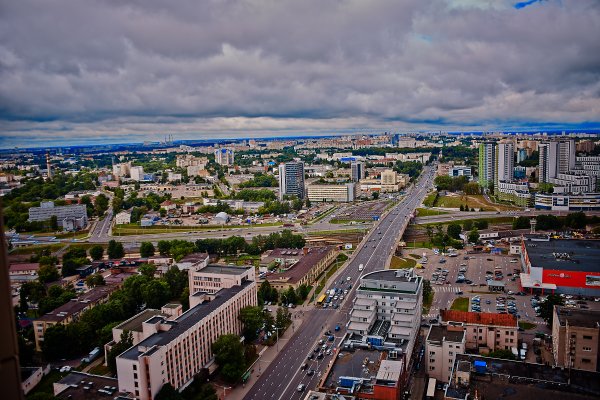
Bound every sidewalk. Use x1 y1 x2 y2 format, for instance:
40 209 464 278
223 308 307 400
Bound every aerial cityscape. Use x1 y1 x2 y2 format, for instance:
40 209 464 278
1 1 600 400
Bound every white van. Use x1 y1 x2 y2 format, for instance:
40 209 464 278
358 264 364 271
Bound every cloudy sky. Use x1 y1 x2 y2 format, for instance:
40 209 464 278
1 0 599 148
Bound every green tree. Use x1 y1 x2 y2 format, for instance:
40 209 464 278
107 331 133 375
155 383 183 400
38 264 60 283
275 307 291 330
463 220 474 231
107 239 125 259
539 294 564 325
158 240 172 256
94 193 109 215
468 228 480 244
512 216 530 230
447 223 462 240
139 242 156 258
62 246 88 276
372 191 379 200
212 334 246 383
487 349 516 360
49 215 58 231
163 266 188 298
565 212 586 229
141 280 171 309
474 220 488 229
239 306 264 341
86 273 106 288
422 279 432 303
297 284 310 300
282 287 297 305
89 245 104 261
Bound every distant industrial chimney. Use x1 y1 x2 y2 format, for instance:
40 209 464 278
46 151 52 179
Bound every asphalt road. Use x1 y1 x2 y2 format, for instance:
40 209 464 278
244 165 437 400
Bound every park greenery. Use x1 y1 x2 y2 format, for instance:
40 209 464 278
238 173 278 188
512 212 598 231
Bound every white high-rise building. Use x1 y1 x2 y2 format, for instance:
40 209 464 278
539 142 558 183
278 161 305 200
496 141 515 183
214 148 235 165
557 139 576 174
129 166 145 181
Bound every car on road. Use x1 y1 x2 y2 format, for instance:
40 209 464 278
347 276 351 281
306 369 315 376
300 363 308 371
297 384 306 392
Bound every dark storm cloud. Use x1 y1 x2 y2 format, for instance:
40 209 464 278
0 0 599 146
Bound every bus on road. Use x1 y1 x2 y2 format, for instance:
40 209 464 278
316 294 326 305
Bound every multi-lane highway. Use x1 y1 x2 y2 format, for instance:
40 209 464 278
244 165 437 400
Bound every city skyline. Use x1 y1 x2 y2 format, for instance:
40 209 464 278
1 0 599 148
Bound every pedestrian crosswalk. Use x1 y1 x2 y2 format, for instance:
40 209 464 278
432 286 462 293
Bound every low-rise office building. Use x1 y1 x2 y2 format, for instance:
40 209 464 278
188 261 255 301
33 286 116 351
307 182 356 202
496 181 532 206
28 201 88 230
519 239 600 296
264 246 338 290
116 279 256 400
552 306 600 372
440 309 518 353
534 192 600 211
114 211 131 225
426 325 466 382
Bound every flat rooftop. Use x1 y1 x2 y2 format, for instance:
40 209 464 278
120 280 252 360
524 240 600 273
114 309 166 332
427 325 465 343
447 354 600 400
441 309 518 328
201 265 251 275
266 246 335 284
555 307 600 329
54 371 124 400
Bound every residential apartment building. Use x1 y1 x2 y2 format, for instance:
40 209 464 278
496 181 532 206
34 286 116 351
307 182 355 202
552 306 600 372
496 141 514 183
116 280 257 400
264 246 338 290
478 142 495 188
214 148 235 165
440 310 518 353
539 139 576 184
130 166 145 181
278 161 305 200
426 325 466 382
175 154 207 169
351 161 365 182
347 269 422 358
550 172 595 194
28 201 88 231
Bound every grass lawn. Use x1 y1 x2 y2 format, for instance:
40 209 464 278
423 192 437 207
389 256 416 269
9 243 65 255
403 241 433 249
423 292 434 314
308 228 365 236
450 297 469 312
409 253 421 259
519 321 537 330
435 193 519 211
416 208 448 216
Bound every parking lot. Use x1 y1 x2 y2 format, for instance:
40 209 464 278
414 249 547 324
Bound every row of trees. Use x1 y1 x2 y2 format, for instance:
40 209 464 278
238 173 278 188
512 212 598 231
424 221 487 248
190 230 306 258
434 175 480 194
